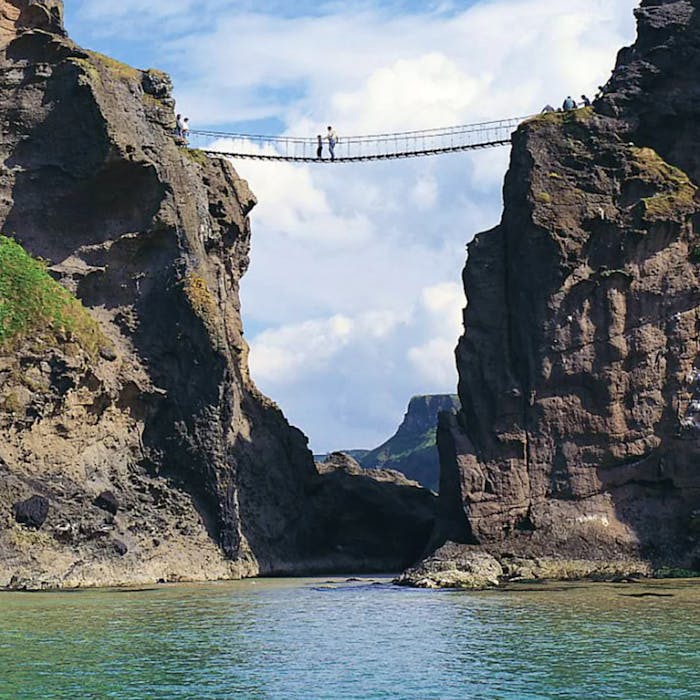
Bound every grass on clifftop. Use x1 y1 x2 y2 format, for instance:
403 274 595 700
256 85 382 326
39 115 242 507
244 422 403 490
524 106 595 130
84 51 140 81
0 236 103 354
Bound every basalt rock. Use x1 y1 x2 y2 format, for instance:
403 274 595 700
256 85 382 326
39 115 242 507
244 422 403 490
94 491 119 516
431 0 700 576
13 495 49 529
0 0 434 589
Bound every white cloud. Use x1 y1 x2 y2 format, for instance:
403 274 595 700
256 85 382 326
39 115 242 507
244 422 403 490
421 281 464 318
162 0 637 130
412 173 439 210
332 52 482 133
406 282 464 385
408 338 458 386
250 309 408 384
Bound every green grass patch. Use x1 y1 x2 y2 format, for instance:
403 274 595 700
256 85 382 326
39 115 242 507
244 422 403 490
630 147 697 222
0 236 103 355
69 51 142 91
84 50 141 80
653 567 700 579
525 106 595 129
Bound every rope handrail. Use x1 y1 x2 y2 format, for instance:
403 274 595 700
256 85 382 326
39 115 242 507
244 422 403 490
188 115 529 143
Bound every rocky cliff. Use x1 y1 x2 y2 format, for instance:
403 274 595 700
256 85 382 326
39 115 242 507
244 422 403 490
360 395 460 491
433 0 700 577
0 0 434 589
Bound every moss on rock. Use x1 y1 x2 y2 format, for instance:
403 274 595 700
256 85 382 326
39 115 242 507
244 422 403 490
183 149 210 167
630 147 698 222
184 272 217 321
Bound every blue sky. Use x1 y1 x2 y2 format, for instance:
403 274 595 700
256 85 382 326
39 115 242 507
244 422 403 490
63 0 639 451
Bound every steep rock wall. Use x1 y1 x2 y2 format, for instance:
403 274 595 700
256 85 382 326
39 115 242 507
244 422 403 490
437 0 700 570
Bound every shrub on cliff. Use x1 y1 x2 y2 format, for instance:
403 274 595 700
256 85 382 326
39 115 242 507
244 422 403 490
0 235 102 353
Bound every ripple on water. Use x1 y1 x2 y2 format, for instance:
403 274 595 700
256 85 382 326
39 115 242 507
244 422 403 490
0 578 698 699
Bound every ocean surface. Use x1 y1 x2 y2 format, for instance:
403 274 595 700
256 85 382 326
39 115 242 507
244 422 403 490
1 576 698 699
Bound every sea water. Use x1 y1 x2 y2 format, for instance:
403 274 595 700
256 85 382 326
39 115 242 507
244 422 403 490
0 577 698 699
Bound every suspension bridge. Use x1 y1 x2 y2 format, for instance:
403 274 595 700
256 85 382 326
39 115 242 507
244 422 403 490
186 116 529 163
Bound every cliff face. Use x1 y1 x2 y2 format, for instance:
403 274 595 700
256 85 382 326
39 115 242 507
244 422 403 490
437 0 700 570
361 395 460 491
0 0 433 589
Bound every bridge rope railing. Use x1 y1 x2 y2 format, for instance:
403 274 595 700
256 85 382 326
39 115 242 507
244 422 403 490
186 115 530 163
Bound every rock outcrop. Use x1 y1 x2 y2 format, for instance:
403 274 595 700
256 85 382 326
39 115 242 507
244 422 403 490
360 395 460 491
396 542 503 589
432 0 700 576
0 0 434 589
313 453 437 571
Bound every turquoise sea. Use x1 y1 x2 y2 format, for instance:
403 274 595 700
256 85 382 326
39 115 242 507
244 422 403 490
1 577 698 699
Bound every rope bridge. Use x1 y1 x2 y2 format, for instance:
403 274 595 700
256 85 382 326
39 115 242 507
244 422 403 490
187 116 528 163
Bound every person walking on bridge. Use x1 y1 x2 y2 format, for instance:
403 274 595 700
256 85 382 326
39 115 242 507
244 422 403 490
327 126 338 161
316 134 323 159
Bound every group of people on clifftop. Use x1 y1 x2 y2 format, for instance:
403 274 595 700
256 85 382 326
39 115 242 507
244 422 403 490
541 86 605 114
316 126 339 161
541 95 591 113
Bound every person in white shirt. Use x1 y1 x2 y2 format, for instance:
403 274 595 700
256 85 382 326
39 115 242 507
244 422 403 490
182 117 190 142
327 126 338 161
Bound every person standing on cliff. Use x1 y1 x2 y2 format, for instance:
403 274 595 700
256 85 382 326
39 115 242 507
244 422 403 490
327 126 338 161
316 134 323 159
182 117 190 143
580 94 591 107
562 96 576 111
175 113 184 137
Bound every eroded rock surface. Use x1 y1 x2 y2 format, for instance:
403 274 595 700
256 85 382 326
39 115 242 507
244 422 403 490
0 1 434 589
431 0 700 576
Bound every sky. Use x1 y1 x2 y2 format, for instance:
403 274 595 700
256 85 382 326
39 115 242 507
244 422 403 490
64 0 639 452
